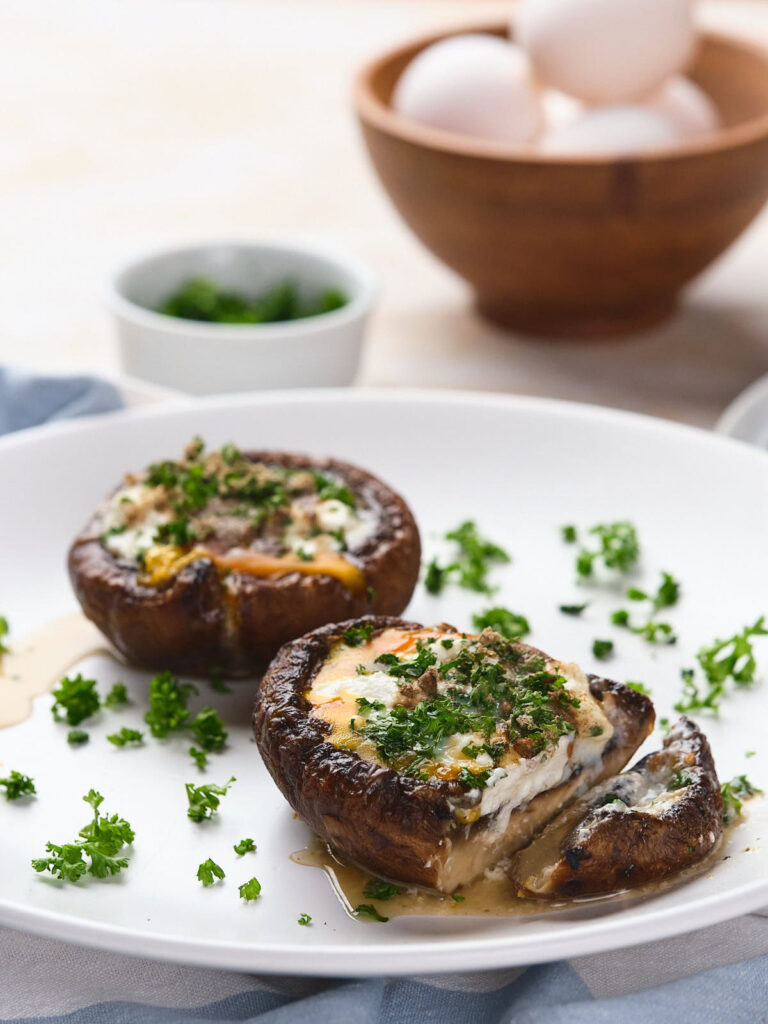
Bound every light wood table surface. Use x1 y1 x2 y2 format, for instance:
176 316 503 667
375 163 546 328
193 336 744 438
1 0 767 428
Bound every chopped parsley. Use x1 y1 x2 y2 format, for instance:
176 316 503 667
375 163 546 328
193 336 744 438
0 616 9 655
359 635 577 781
721 775 763 825
575 521 640 578
197 858 225 887
698 617 767 689
158 277 346 325
592 639 614 661
107 727 144 747
625 681 651 696
234 838 257 856
185 777 235 822
0 770 36 801
208 668 231 694
144 671 197 738
457 767 493 789
659 717 671 736
31 790 134 882
424 521 510 595
356 696 385 715
51 674 100 726
612 572 680 645
239 877 262 902
362 879 402 901
189 707 228 765
472 606 530 641
670 769 695 790
451 894 465 903
559 603 589 616
104 683 129 708
298 912 312 926
353 903 389 923
67 729 90 746
561 525 577 544
312 471 356 508
343 623 375 647
675 618 768 713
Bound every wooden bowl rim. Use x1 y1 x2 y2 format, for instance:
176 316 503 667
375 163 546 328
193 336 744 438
353 22 768 165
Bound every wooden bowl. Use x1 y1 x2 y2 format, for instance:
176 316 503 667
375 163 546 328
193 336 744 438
354 25 768 337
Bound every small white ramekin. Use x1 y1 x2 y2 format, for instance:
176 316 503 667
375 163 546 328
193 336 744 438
108 240 377 395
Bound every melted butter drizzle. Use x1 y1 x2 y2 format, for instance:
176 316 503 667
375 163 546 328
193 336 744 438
291 831 732 921
0 612 116 728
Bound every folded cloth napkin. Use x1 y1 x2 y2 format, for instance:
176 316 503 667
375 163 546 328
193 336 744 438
0 365 123 435
1 369 766 1024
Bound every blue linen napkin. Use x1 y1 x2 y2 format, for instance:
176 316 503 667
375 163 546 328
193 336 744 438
0 368 766 1024
0 365 123 435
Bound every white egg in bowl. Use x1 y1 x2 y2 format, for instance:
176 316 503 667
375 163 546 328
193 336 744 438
392 34 545 145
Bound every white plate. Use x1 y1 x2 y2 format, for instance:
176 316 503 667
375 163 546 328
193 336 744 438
0 389 766 976
716 372 768 449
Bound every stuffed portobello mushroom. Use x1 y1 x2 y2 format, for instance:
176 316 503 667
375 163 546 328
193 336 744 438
254 616 655 892
68 440 420 675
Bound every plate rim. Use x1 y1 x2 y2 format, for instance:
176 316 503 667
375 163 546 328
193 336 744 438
2 386 766 976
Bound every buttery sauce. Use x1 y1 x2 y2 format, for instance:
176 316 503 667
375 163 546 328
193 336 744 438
0 612 116 728
291 832 729 922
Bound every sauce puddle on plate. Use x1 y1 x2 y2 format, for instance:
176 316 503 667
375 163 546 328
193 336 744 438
0 612 117 728
291 834 729 921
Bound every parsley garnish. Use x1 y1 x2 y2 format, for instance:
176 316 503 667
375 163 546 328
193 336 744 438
312 471 356 508
0 616 10 655
189 707 228 756
144 671 197 738
234 838 257 855
343 623 375 647
561 525 577 544
353 903 389 923
239 877 262 901
451 893 465 903
104 683 129 708
559 603 588 616
107 727 144 747
355 696 385 715
592 639 614 661
472 607 530 640
721 775 763 825
31 790 134 882
197 858 225 887
360 637 575 777
626 681 651 696
424 521 510 595
674 618 768 713
575 522 640 578
208 668 231 694
67 729 90 746
158 277 346 324
51 674 100 726
363 879 402 901
375 643 438 680
612 572 680 645
670 769 695 790
457 767 493 789
185 777 235 822
0 770 36 800
298 912 312 926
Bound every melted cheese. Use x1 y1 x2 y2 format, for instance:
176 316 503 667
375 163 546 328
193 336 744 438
307 628 615 826
100 478 372 593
